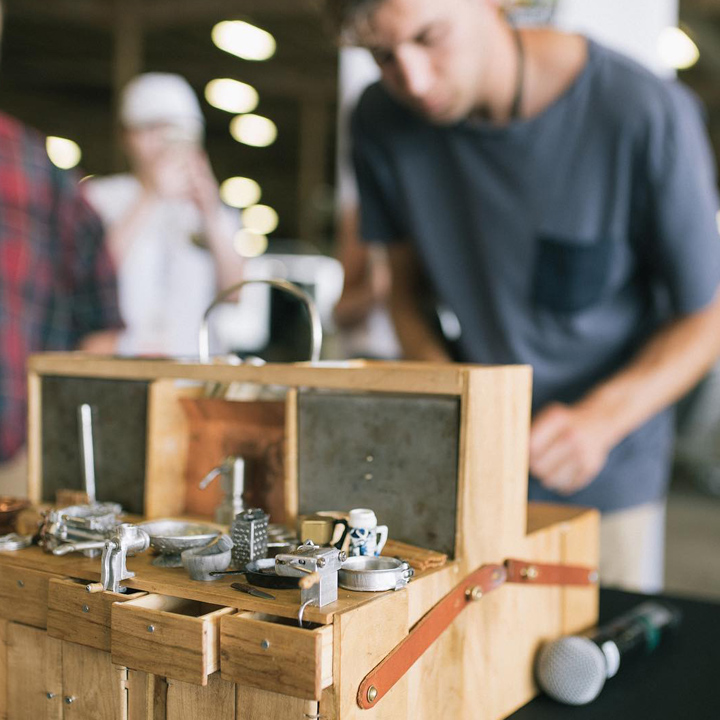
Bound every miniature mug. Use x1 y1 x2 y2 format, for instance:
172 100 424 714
348 508 388 557
299 513 349 550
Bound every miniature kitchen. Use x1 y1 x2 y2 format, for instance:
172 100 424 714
0 354 598 720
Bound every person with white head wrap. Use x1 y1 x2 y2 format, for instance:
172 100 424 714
85 73 244 357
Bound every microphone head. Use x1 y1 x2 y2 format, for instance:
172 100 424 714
535 636 607 705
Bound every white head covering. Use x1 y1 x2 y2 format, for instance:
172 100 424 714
120 73 205 141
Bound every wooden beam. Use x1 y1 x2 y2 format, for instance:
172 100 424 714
141 0 318 28
297 99 331 241
112 0 144 168
5 0 113 29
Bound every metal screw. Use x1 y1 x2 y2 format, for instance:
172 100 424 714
261 639 270 650
521 565 539 580
147 625 155 633
82 605 90 613
366 455 374 463
364 473 373 481
64 696 75 705
17 580 24 588
46 692 56 700
465 586 483 602
367 686 378 703
316 557 326 568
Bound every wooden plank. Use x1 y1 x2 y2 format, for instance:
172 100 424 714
127 671 167 720
166 673 235 719
526 502 594 536
27 371 42 504
335 591 409 720
559 509 600 635
0 620 7 720
47 578 146 652
111 596 234 686
144 380 202 518
7 623 63 720
235 686 318 720
0 565 60 629
221 614 331 701
61 642 126 720
28 355 466 397
456 367 533 572
0 547 383 626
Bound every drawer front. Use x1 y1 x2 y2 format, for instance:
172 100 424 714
0 566 60 629
221 613 333 701
47 578 146 652
111 595 233 686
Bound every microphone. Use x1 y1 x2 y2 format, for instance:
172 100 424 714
535 601 681 705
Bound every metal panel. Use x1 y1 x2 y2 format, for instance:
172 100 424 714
297 392 460 557
41 376 149 513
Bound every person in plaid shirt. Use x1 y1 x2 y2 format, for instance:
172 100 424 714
0 110 122 470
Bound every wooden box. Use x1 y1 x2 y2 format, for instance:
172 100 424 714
9 354 600 720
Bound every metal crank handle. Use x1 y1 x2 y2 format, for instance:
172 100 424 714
299 572 321 590
53 540 106 556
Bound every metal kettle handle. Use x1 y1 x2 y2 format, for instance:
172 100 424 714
198 278 323 364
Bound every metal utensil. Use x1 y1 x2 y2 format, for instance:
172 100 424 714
230 508 269 569
231 582 275 600
138 519 221 567
0 533 33 551
338 556 414 592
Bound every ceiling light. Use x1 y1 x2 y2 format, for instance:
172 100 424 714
46 137 82 170
657 27 699 70
230 114 277 148
220 177 262 208
212 21 276 62
205 78 258 114
233 229 269 258
243 204 279 235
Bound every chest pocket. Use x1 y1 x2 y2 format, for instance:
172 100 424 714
532 234 613 313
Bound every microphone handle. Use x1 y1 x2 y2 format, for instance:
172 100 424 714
592 601 681 662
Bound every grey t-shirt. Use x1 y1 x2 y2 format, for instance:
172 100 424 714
352 39 720 512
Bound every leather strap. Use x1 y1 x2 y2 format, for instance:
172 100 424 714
356 558 598 710
357 563 507 710
505 558 598 586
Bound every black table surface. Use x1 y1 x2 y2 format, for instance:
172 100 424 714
509 588 720 720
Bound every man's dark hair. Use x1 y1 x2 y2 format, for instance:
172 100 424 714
326 0 382 39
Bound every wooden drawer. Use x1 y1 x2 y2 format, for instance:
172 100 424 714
111 594 234 686
0 566 60 629
47 578 146 652
221 612 333 701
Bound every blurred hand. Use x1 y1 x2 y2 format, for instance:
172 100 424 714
145 146 195 200
187 150 222 220
529 402 614 495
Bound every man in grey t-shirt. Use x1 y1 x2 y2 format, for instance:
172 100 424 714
330 0 720 591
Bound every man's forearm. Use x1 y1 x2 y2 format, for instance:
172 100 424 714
530 288 720 494
389 294 451 363
578 288 720 448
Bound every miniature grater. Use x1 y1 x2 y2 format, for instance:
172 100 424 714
230 508 269 568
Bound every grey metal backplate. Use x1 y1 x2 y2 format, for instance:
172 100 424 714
297 391 460 557
41 376 149 514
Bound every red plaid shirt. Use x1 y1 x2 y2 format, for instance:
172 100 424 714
0 112 122 461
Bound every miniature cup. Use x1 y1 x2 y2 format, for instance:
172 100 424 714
299 513 349 549
348 508 388 557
